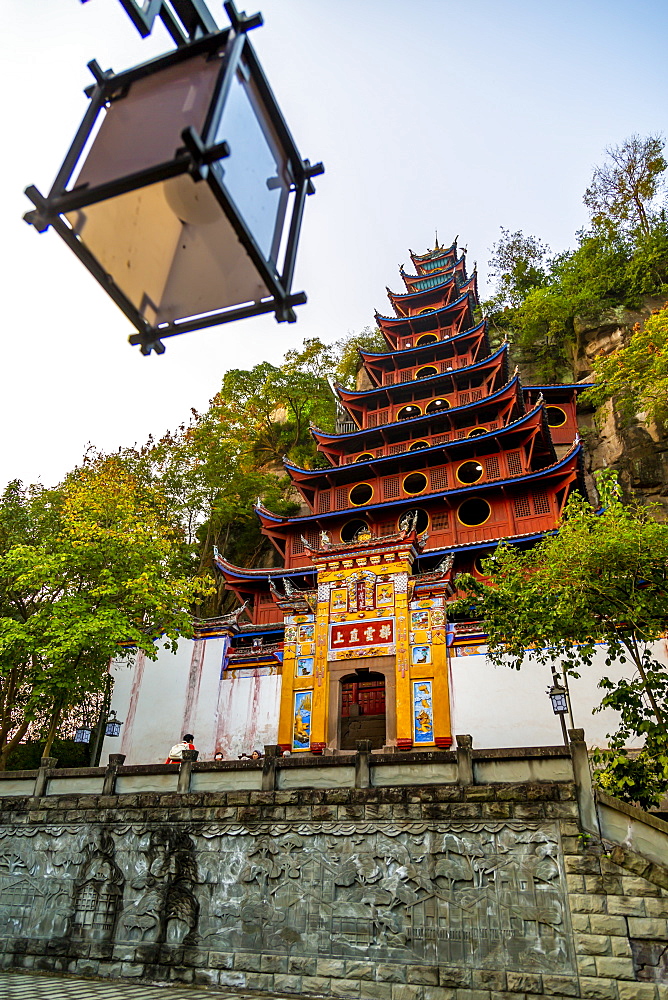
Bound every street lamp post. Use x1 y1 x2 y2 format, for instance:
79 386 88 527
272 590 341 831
547 676 570 747
24 0 323 355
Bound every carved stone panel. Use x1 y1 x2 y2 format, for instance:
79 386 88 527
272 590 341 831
0 820 574 974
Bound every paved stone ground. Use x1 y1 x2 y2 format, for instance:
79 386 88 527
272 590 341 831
0 971 300 1000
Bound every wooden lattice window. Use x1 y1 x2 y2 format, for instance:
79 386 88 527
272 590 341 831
430 467 449 491
292 536 305 554
367 413 377 428
533 493 552 515
378 521 395 536
471 389 482 401
400 370 413 382
459 392 470 406
377 410 389 425
389 444 406 455
385 373 395 385
513 496 531 518
433 434 450 445
317 491 330 513
488 421 498 430
335 487 349 510
484 456 500 480
456 430 467 439
507 451 523 476
440 361 454 373
383 477 400 499
432 511 449 530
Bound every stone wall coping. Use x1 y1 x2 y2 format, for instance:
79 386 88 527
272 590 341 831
0 769 38 780
597 788 668 835
43 766 106 778
471 745 569 760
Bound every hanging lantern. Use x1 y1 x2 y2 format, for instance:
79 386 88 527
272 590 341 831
24 1 323 355
548 681 568 715
104 710 123 737
74 727 93 744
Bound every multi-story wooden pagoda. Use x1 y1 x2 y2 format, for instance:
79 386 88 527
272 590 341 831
216 238 586 755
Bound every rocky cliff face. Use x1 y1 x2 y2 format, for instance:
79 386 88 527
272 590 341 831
572 297 668 520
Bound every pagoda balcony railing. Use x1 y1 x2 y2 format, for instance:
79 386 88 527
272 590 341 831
382 355 473 385
284 494 560 568
339 422 502 463
313 450 527 517
363 387 488 429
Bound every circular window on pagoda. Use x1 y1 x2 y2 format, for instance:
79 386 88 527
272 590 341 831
457 461 484 485
397 404 422 421
349 483 373 506
416 366 438 379
425 398 450 414
474 553 494 576
403 472 428 496
409 440 429 452
398 508 430 533
340 518 369 543
546 405 567 427
467 426 488 438
355 453 374 462
457 497 491 527
416 334 438 346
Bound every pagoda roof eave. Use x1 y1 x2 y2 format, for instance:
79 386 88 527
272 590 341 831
358 318 487 362
387 273 456 304
258 442 583 528
375 289 471 325
214 553 316 582
287 401 550 481
416 529 554 561
410 241 457 263
335 342 507 402
524 383 591 392
311 374 522 444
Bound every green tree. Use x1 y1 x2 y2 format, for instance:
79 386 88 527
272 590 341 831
453 470 668 807
583 305 668 423
0 456 211 767
584 134 666 237
334 326 387 388
487 228 551 308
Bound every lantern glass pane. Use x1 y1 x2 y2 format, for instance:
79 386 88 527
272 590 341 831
74 728 92 744
550 692 568 714
105 721 122 737
213 61 291 267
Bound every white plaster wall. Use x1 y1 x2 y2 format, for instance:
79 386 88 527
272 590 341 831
449 639 668 750
102 639 281 764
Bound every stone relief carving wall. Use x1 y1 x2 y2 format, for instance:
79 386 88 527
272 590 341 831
0 819 573 974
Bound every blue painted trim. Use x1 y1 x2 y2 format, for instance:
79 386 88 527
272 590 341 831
524 384 589 392
360 318 487 360
376 290 470 325
314 375 521 443
286 403 547 477
259 444 582 527
337 343 507 400
389 273 455 302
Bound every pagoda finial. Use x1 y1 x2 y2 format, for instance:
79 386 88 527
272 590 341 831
435 229 439 250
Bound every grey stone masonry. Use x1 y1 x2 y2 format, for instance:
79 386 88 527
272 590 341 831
0 776 666 999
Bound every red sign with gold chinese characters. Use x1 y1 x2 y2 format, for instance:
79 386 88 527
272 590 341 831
329 619 394 652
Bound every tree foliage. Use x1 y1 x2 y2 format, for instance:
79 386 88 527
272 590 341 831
584 134 666 237
0 457 211 767
453 470 668 807
486 136 668 382
582 305 668 423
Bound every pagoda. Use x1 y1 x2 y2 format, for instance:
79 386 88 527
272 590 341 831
216 238 586 755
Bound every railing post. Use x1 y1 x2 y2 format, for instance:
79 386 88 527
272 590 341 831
569 728 600 836
262 745 279 791
456 735 474 785
34 757 57 798
103 753 126 795
178 749 198 793
355 740 372 789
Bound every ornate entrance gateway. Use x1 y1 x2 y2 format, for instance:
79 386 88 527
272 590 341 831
340 671 386 749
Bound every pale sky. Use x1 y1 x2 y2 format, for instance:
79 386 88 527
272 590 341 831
3 0 667 488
